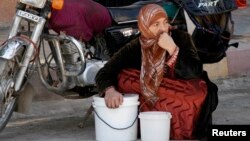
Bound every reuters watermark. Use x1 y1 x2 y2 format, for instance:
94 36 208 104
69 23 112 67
212 129 246 136
208 125 250 139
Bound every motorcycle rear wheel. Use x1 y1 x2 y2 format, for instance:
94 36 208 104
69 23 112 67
0 58 18 132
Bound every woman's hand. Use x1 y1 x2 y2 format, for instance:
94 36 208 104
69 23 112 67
104 87 123 108
158 32 177 55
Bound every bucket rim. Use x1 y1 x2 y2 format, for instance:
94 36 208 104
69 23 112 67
93 94 139 102
93 93 139 98
92 101 140 107
139 111 172 119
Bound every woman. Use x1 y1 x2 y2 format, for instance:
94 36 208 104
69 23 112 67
95 4 218 140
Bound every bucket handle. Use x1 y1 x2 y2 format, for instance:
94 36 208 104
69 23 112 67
93 108 138 130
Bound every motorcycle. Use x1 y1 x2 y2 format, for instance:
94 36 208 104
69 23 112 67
0 0 238 132
0 0 164 132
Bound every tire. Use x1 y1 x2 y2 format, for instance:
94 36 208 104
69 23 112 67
0 58 18 132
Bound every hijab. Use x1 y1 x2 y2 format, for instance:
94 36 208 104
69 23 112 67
138 4 168 106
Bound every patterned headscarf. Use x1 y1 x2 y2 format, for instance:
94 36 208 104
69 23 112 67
138 4 168 106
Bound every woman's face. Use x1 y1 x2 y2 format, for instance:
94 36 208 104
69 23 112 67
148 17 170 36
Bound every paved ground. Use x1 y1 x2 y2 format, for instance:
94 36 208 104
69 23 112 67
0 73 249 141
0 2 250 141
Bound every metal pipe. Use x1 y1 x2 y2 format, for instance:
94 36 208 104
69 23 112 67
64 36 86 76
8 15 22 38
14 18 46 91
37 39 68 94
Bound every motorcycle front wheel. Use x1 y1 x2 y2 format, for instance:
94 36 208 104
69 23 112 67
0 58 18 132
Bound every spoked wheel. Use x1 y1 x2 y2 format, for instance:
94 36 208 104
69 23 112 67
0 58 18 132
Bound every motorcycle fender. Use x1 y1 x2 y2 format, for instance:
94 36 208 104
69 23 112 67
0 38 26 60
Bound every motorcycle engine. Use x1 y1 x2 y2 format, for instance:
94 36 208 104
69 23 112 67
76 60 107 86
61 41 107 86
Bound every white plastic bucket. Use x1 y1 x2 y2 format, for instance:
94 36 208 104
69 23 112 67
139 111 172 141
92 94 140 141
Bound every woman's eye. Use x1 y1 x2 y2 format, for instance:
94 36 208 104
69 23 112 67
153 23 159 27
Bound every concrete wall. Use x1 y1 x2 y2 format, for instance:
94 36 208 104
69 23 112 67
204 41 250 80
0 0 18 27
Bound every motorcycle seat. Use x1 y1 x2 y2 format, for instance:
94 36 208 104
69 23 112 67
107 0 163 25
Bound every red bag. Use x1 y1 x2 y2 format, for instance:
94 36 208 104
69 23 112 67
117 69 207 140
49 0 111 41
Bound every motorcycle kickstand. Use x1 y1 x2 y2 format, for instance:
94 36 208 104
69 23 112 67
78 105 94 128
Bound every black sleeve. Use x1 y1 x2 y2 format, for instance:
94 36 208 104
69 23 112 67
95 38 141 93
172 30 203 79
